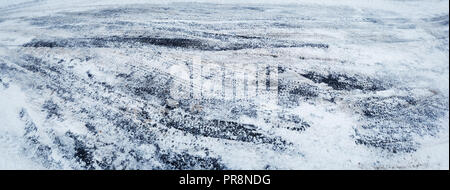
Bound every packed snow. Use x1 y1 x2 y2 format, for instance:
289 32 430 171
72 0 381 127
0 0 448 169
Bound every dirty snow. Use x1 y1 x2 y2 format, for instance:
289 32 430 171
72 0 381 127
0 0 448 169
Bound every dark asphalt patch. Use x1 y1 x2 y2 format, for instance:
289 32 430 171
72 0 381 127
300 71 387 91
23 37 329 51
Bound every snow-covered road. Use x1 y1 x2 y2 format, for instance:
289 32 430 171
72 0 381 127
0 0 448 169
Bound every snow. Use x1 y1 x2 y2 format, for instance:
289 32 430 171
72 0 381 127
0 0 448 170
0 83 44 169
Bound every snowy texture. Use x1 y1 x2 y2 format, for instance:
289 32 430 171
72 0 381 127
0 0 448 169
